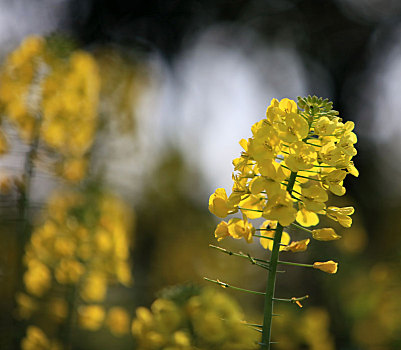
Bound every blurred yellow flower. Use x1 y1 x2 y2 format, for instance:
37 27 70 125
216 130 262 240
80 272 107 302
21 326 50 350
132 286 258 350
15 293 38 320
106 307 130 336
78 305 105 331
48 298 68 323
23 260 51 297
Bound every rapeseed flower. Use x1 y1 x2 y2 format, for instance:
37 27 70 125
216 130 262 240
208 96 358 348
21 187 134 332
132 286 258 350
0 35 100 182
209 96 356 245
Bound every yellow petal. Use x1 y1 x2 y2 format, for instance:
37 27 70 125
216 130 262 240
282 238 310 252
311 228 341 241
313 261 338 274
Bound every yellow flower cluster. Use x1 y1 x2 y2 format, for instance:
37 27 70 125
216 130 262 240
21 326 61 350
77 305 131 335
0 35 100 182
22 188 133 301
0 36 45 142
41 49 99 182
209 97 358 249
132 287 259 350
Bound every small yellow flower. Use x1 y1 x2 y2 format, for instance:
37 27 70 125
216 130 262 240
173 331 191 346
326 206 354 227
319 141 351 168
262 190 297 226
321 169 347 196
239 194 264 219
208 188 230 218
21 326 50 350
296 205 319 227
152 299 182 333
282 238 310 252
313 260 338 274
106 307 130 336
227 218 254 243
259 226 290 251
55 259 85 284
313 116 337 136
278 98 298 113
249 160 286 196
300 184 328 212
78 305 105 331
80 272 108 302
347 161 359 177
214 221 230 241
23 260 51 297
276 112 309 143
15 293 38 320
247 128 281 162
285 141 317 172
311 228 341 241
338 132 357 156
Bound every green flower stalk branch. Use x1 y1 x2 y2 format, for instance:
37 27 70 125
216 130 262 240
261 171 297 348
208 96 358 349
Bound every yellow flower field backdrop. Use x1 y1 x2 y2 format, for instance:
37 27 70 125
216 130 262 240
1 2 401 349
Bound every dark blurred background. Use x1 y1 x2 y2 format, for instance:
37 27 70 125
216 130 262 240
1 0 401 349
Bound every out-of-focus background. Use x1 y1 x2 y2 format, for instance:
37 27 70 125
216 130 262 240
1 0 401 349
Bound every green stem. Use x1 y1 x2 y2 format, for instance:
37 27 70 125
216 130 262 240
290 222 313 234
305 141 321 147
252 234 288 246
260 171 297 350
273 295 309 303
63 285 78 350
238 207 263 213
296 174 321 182
278 261 313 268
204 278 265 295
209 245 270 270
